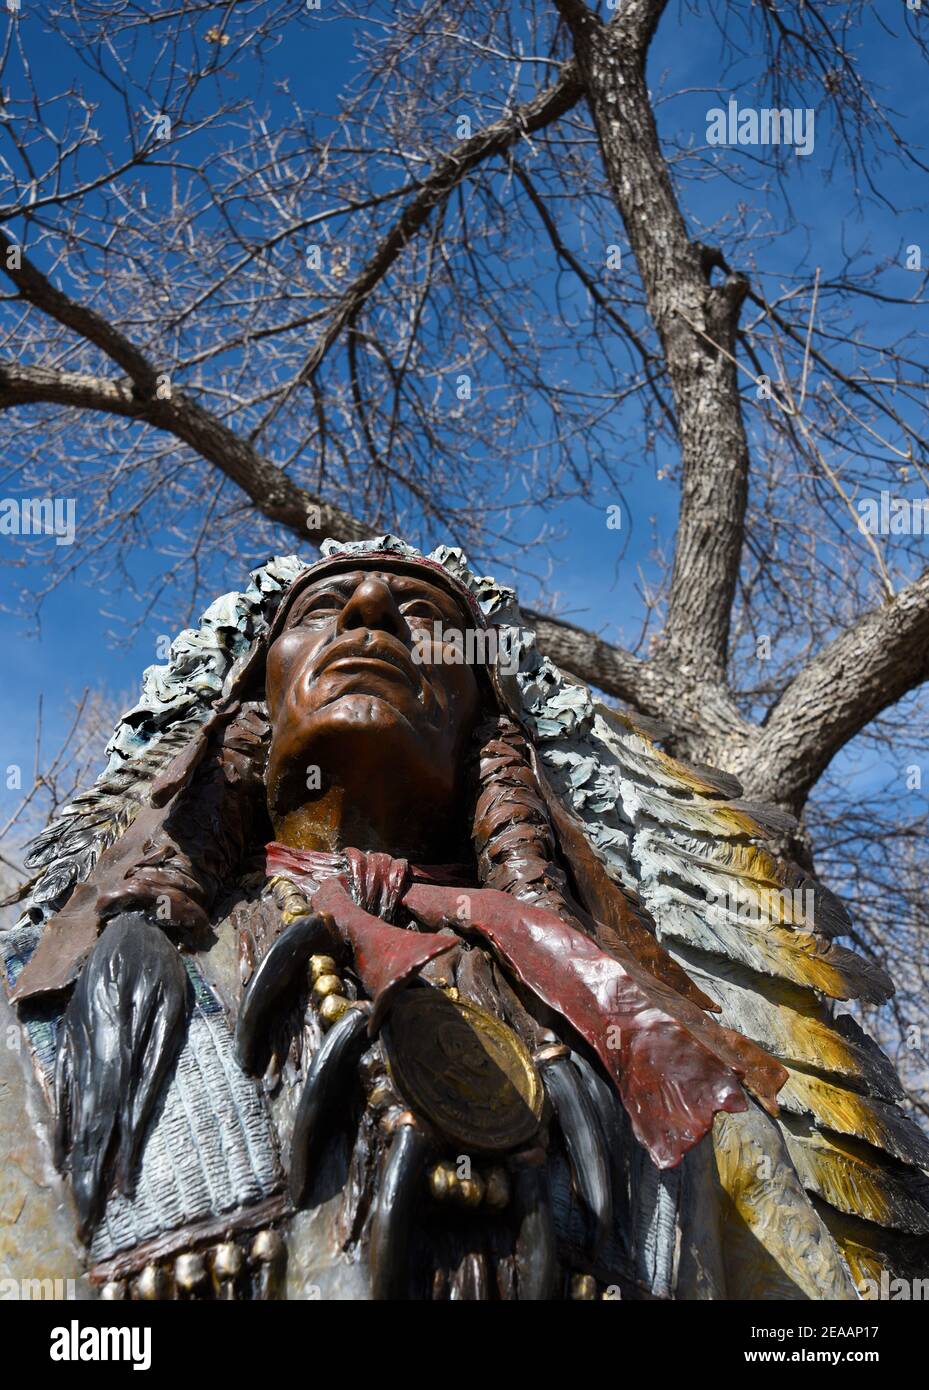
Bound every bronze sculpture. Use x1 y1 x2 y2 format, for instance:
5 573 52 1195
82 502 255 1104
2 535 927 1299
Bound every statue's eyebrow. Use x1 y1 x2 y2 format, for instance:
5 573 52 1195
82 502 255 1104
313 574 358 594
286 570 465 627
285 576 356 624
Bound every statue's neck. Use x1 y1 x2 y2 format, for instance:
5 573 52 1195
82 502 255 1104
271 784 467 863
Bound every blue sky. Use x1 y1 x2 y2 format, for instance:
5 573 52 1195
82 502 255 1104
1 1 927 824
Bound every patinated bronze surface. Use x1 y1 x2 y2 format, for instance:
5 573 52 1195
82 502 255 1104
3 537 926 1300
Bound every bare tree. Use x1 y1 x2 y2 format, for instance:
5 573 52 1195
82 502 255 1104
1 2 929 1091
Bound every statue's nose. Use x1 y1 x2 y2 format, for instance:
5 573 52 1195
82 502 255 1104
337 576 406 638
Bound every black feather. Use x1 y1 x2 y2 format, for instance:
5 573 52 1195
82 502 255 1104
235 912 334 1077
370 1124 433 1300
541 1054 613 1252
289 1004 369 1208
54 912 190 1240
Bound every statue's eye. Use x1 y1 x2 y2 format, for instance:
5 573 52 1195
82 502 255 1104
401 599 444 625
294 593 345 625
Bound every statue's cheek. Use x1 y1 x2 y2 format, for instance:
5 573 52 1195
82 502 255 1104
267 632 319 714
443 666 481 727
265 648 290 716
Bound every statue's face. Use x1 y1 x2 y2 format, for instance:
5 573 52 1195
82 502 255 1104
265 565 483 849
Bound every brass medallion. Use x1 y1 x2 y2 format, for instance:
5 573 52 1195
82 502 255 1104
383 988 543 1152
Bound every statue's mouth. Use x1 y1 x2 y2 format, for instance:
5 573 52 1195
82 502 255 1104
316 636 420 691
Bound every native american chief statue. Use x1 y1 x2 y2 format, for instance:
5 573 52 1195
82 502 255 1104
2 535 927 1300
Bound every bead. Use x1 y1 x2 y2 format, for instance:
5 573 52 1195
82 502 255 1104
99 1280 125 1301
570 1273 598 1300
429 1161 457 1201
212 1242 244 1280
318 994 351 1026
250 1228 286 1301
134 1264 168 1300
175 1252 208 1293
312 972 343 999
309 954 337 981
456 1172 485 1208
366 1083 394 1111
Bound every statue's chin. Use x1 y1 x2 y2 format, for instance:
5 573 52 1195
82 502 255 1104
267 694 456 839
313 686 429 730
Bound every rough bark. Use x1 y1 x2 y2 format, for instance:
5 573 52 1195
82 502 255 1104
554 0 750 685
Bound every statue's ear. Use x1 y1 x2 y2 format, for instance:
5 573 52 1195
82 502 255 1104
54 912 191 1241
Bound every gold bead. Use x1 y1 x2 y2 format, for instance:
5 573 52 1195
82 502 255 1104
309 954 337 981
456 1172 485 1208
134 1264 168 1300
444 986 460 1002
429 1161 457 1201
270 875 312 924
366 1083 394 1111
174 1252 208 1293
318 994 351 1026
99 1280 125 1301
250 1229 285 1266
212 1242 243 1280
482 1165 510 1210
570 1273 598 1300
312 972 343 999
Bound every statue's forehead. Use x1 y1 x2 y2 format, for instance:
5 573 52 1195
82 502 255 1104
299 567 452 596
269 554 483 639
282 568 460 626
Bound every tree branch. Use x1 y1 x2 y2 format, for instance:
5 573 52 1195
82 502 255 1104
510 162 675 431
0 231 157 391
522 606 653 708
252 57 584 440
754 570 929 810
0 362 372 545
